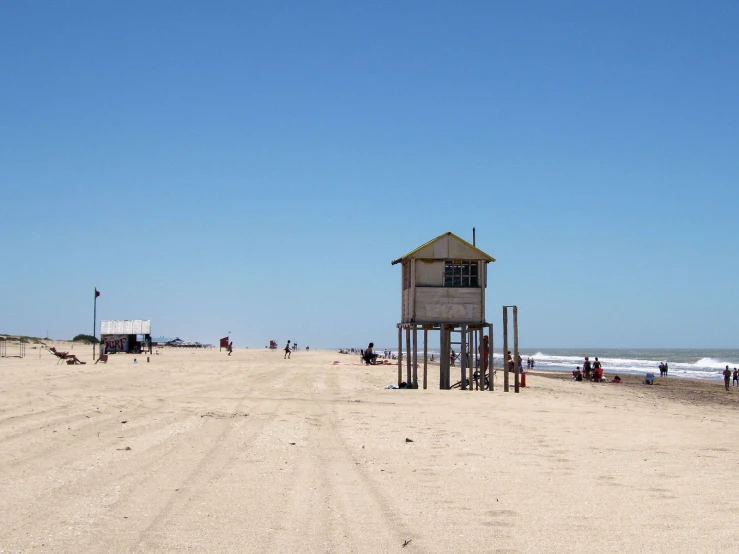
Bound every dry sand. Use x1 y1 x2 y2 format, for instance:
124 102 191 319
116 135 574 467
2 344 739 553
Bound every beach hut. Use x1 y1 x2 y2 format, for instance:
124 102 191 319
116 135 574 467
391 232 495 391
100 320 152 354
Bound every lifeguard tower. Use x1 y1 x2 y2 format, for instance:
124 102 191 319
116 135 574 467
392 231 496 391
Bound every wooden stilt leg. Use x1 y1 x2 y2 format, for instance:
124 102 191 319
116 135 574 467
412 326 418 389
488 324 494 391
423 329 428 390
397 326 402 387
460 324 467 390
406 327 411 386
475 329 480 391
467 328 473 391
503 308 509 392
513 306 520 393
446 325 454 390
439 324 445 390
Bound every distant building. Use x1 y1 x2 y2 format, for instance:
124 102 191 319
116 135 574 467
100 320 152 354
150 337 176 346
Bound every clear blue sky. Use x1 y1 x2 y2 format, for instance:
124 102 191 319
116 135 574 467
1 1 737 349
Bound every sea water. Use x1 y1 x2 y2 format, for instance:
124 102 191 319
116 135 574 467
377 348 739 382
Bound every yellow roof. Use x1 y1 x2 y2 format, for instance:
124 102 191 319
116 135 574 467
391 232 496 265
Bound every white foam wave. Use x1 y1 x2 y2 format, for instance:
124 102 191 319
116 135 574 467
693 357 733 369
382 349 736 382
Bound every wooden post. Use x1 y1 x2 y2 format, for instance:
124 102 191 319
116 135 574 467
488 323 494 391
439 323 446 390
440 324 448 390
474 328 479 391
513 306 520 393
467 328 473 391
412 326 418 389
476 328 482 391
503 307 509 392
397 326 402 387
423 328 428 390
460 324 467 390
443 324 447 390
448 327 453 390
406 327 412 386
92 289 97 361
446 326 452 390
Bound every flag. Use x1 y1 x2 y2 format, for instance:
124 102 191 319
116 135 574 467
95 288 100 298
220 337 229 349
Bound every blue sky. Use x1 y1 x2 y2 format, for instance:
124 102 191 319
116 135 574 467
1 1 737 349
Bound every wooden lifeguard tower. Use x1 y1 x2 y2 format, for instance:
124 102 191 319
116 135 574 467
392 231 496 391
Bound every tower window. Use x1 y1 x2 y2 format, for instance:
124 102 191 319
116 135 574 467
444 260 478 287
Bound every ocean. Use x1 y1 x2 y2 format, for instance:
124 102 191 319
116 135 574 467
378 348 739 382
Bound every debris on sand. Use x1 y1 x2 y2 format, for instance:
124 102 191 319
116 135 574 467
200 411 248 419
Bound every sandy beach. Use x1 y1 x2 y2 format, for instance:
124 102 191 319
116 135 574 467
2 344 739 553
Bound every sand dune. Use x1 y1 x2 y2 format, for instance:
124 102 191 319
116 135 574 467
1 345 738 552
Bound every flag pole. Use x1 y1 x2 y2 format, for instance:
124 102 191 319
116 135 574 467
93 288 98 361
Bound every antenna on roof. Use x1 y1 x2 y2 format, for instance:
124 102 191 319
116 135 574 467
473 227 476 246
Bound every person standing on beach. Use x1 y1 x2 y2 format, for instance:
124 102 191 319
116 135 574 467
478 336 490 371
450 349 456 367
733 368 738 387
583 357 592 381
723 366 731 391
592 357 603 381
284 340 292 359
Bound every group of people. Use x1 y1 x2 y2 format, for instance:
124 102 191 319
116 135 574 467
722 366 739 391
572 356 605 382
503 351 524 374
338 347 397 360
658 362 669 376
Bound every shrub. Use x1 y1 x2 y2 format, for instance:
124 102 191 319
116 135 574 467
72 334 99 344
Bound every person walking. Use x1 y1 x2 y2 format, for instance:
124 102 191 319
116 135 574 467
733 368 739 387
284 340 292 359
